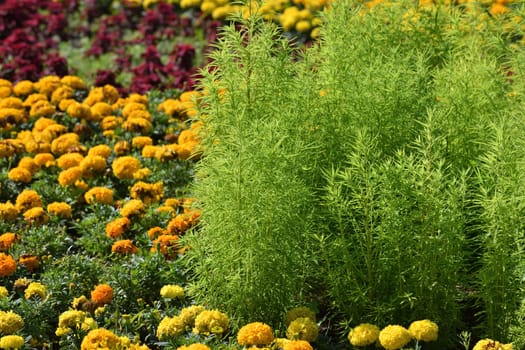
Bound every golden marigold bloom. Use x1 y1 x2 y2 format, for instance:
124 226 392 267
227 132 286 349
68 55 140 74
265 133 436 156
141 145 160 158
177 344 211 350
58 99 77 112
0 109 25 131
286 317 319 342
0 140 19 158
51 132 81 155
160 285 184 299
167 211 200 235
57 152 84 169
122 102 147 119
100 116 123 131
348 323 380 347
50 85 74 105
132 136 153 149
7 167 32 183
147 226 166 239
151 234 181 258
24 282 46 299
34 76 61 96
120 199 146 218
18 254 39 272
156 206 176 216
105 217 131 239
66 102 92 120
13 80 34 96
102 85 120 104
408 319 438 342
47 202 72 218
80 328 122 350
33 153 55 167
61 75 87 90
122 117 152 134
88 144 112 158
156 316 186 340
111 240 139 255
23 207 49 225
126 93 148 105
0 202 18 221
126 109 151 121
90 284 114 306
179 305 205 328
72 295 89 310
79 155 107 175
193 310 229 336
473 339 512 350
154 144 178 161
84 187 114 205
90 102 113 121
130 181 164 204
282 340 313 350
133 167 151 180
29 100 56 118
113 140 131 155
57 309 96 335
237 322 274 347
0 334 24 349
285 307 316 326
0 311 24 334
17 156 39 173
58 166 84 186
112 156 141 179
378 325 412 350
0 233 19 251
0 287 8 299
0 97 23 109
15 189 42 212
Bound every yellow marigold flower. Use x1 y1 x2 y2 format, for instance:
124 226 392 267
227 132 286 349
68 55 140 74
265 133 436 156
113 140 131 155
0 108 26 129
33 153 55 167
18 254 39 272
61 75 87 90
126 109 151 121
283 340 313 350
23 93 47 108
157 316 186 340
0 311 24 334
90 102 113 122
286 317 318 342
106 217 131 239
120 199 146 218
58 98 77 112
0 140 19 158
47 202 72 218
102 85 120 104
348 323 380 347
0 286 8 299
29 100 56 118
122 102 147 118
408 319 438 342
17 156 39 173
193 309 229 336
58 166 83 186
66 102 92 120
58 309 88 330
8 167 32 183
146 227 166 239
132 136 153 149
84 187 114 205
473 339 512 350
179 305 205 328
112 156 141 179
23 207 49 225
154 144 178 161
111 239 139 254
160 285 184 299
88 144 112 158
142 145 160 158
133 167 151 180
34 75 61 97
0 335 24 349
0 88 10 98
126 93 148 105
79 155 107 175
72 295 89 310
130 181 164 204
57 152 84 169
130 343 151 350
83 88 104 107
90 284 114 306
0 97 23 109
0 202 18 221
238 322 274 346
100 116 122 131
177 344 211 350
15 189 42 212
178 129 199 145
151 234 181 259
51 132 81 155
24 282 46 299
122 117 152 134
0 233 18 251
378 325 412 350
13 80 34 96
80 328 121 350
50 85 74 105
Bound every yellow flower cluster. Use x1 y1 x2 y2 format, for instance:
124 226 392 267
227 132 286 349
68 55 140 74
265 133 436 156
286 317 318 342
0 311 24 335
156 315 186 340
284 306 316 326
378 325 412 350
24 281 46 300
193 309 229 336
348 323 380 347
473 339 512 350
179 305 206 328
56 310 97 337
130 181 164 204
408 319 438 342
0 335 24 349
160 284 185 299
237 322 275 346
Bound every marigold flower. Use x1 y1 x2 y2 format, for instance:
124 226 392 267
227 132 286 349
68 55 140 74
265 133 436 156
17 156 39 173
33 153 55 167
177 344 211 350
111 240 139 255
238 322 274 346
0 203 18 221
34 76 61 96
57 152 84 169
0 233 19 251
286 317 318 342
50 86 74 105
0 287 8 299
51 133 81 155
157 316 186 340
130 181 164 204
61 75 87 90
47 202 72 218
179 305 205 328
132 136 153 149
160 285 184 299
0 140 19 158
23 207 49 225
100 116 123 131
24 282 46 300
408 319 438 342
112 156 141 179
29 100 56 118
23 93 47 108
473 339 512 350
122 102 147 118
167 211 200 234
193 310 229 336
0 97 23 110
66 102 92 120
378 325 412 350
142 145 160 158
90 284 114 306
58 166 84 186
57 309 96 336
13 80 34 96
282 340 313 350
285 307 317 326
72 295 89 310
18 255 39 272
120 199 146 218
79 155 107 175
0 311 24 334
113 140 131 155
0 335 24 349
122 117 152 134
90 102 113 121
7 168 32 183
348 323 380 347
85 187 114 205
15 189 42 212
87 144 112 158
80 328 122 350
151 234 181 258
106 217 131 239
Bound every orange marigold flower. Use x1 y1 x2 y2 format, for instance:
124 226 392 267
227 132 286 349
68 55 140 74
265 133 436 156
79 155 107 175
141 145 160 158
111 240 139 254
51 133 81 155
151 234 181 258
50 85 74 105
90 102 113 122
122 102 147 118
8 167 32 183
0 202 19 221
283 340 313 350
122 117 152 134
0 97 23 109
84 187 114 205
13 80 34 96
29 100 56 118
80 328 121 349
33 153 55 167
87 144 112 159
61 75 87 90
113 140 131 156
120 199 146 218
58 166 84 186
100 116 123 131
132 136 153 149
147 226 166 239
34 75 61 96
0 233 19 251
90 284 114 306
177 344 211 350
130 181 164 204
47 202 72 218
23 207 49 225
66 102 92 120
238 322 275 347
57 152 84 169
15 189 42 212
19 254 39 272
167 210 200 235
0 253 17 277
106 217 131 239
112 156 141 179
17 156 40 174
